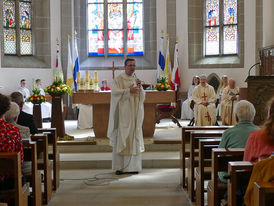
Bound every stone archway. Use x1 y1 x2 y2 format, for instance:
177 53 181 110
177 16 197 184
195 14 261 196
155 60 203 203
207 73 221 93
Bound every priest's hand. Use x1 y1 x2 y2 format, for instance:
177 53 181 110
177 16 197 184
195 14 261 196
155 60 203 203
201 102 209 106
130 85 140 94
136 79 141 88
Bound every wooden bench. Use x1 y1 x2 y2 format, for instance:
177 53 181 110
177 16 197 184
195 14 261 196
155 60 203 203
195 139 221 206
31 133 53 204
181 126 231 188
187 130 224 202
207 148 245 206
227 161 253 206
254 181 274 206
0 152 29 206
22 140 42 206
38 128 60 190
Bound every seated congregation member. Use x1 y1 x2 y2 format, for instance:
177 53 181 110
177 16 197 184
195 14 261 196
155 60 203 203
192 74 217 126
35 79 52 119
244 97 274 162
0 93 24 189
10 92 38 134
220 79 239 125
218 100 259 184
216 75 228 118
181 75 199 120
100 80 111 91
4 102 31 140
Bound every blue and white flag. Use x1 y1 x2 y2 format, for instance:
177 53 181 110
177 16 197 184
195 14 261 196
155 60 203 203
157 35 165 82
73 37 80 91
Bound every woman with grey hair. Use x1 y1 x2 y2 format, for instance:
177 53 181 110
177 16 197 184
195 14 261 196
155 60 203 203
4 102 30 140
218 100 259 184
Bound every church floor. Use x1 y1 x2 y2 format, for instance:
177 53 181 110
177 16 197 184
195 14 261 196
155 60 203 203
48 168 191 206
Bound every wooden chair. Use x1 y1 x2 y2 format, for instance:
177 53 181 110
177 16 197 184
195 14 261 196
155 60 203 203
38 128 60 190
187 130 224 202
195 139 221 206
207 148 245 206
31 133 53 204
156 89 182 127
180 126 231 188
227 161 253 206
0 152 29 206
254 182 274 206
22 141 42 206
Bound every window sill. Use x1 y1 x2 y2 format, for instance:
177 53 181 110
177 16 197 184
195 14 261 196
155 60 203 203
1 55 50 68
189 55 243 68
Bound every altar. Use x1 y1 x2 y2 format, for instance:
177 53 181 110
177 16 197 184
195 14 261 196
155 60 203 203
73 90 176 138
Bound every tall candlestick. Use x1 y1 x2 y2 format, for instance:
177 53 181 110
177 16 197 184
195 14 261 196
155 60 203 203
77 72 81 83
94 71 98 83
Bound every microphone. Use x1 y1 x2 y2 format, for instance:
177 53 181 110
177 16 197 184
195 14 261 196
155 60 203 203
133 73 141 88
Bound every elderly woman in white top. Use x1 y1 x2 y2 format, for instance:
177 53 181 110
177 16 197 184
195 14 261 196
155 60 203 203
181 76 200 119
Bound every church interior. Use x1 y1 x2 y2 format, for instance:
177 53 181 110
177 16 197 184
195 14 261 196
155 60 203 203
0 0 274 206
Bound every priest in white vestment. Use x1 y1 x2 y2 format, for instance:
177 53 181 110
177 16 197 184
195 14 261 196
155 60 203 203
192 75 217 126
18 79 33 115
107 58 145 175
221 79 239 125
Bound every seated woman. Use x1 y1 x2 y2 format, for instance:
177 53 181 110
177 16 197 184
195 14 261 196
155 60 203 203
181 76 199 120
244 97 274 162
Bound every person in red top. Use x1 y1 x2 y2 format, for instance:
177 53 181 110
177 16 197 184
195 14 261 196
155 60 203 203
100 80 111 91
0 93 24 189
244 97 274 162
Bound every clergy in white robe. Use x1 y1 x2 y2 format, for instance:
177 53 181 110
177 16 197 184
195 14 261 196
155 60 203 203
216 75 228 118
181 76 199 119
192 75 217 126
18 79 33 115
107 58 145 174
221 79 239 125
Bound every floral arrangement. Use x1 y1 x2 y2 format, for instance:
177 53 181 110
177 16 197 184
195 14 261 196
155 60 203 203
45 79 72 95
153 76 171 91
27 88 46 104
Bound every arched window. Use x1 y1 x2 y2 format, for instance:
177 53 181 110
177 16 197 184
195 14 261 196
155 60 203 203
205 0 238 56
3 0 33 56
87 0 143 57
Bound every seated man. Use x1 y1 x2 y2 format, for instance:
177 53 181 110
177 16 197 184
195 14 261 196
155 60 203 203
4 102 31 140
218 100 259 184
221 79 239 125
10 92 38 134
100 80 111 91
192 74 217 126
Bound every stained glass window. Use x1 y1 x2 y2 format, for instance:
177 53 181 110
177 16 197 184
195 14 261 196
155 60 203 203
2 0 33 55
205 0 238 56
87 0 144 56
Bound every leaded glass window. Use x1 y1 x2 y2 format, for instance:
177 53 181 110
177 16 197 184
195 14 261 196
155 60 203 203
205 0 238 56
87 0 144 57
3 0 33 56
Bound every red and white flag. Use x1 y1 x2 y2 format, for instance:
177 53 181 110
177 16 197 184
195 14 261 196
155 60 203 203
171 41 181 90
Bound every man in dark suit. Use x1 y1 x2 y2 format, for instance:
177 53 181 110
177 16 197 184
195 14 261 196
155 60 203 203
10 92 38 134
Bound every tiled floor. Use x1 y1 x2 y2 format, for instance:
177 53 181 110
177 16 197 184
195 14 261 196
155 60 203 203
48 169 191 206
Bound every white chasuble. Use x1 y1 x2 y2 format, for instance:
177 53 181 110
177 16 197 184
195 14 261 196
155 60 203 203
107 73 145 172
221 87 239 125
192 84 217 126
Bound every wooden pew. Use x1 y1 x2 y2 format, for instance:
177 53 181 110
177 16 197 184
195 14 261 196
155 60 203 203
207 148 245 206
0 152 29 206
181 126 231 188
195 139 221 206
38 128 60 190
227 161 253 206
31 133 53 204
22 141 42 206
187 130 224 201
254 182 274 206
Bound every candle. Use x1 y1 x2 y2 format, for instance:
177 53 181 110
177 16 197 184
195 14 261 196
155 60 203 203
94 71 98 83
77 72 81 83
85 70 89 81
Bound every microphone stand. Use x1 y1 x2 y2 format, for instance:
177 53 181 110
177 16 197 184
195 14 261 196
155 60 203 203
245 61 261 82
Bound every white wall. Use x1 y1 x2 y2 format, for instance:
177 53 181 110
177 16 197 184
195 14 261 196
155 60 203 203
263 0 274 47
176 0 257 92
0 0 61 95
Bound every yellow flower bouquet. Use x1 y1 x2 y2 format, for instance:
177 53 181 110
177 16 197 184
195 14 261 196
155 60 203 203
27 89 46 104
153 76 171 91
45 80 72 96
